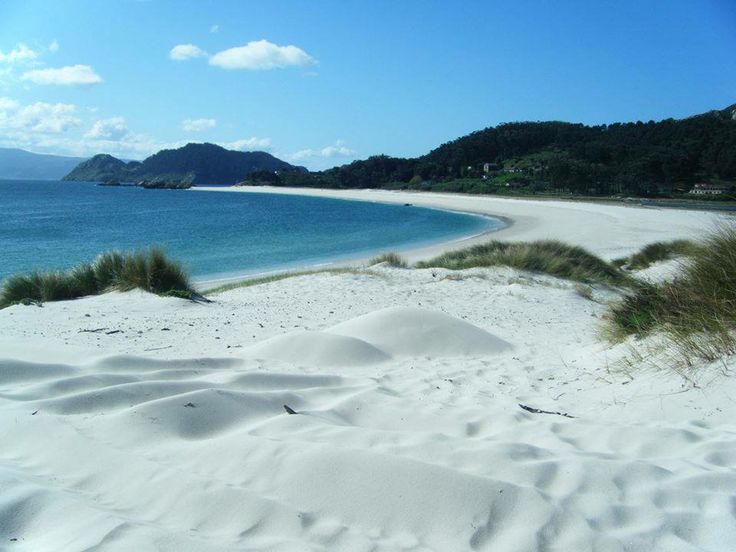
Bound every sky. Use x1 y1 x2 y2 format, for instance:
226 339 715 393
0 0 735 170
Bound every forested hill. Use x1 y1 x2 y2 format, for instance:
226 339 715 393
63 143 305 185
271 104 736 196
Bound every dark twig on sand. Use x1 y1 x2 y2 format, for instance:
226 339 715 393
518 403 575 418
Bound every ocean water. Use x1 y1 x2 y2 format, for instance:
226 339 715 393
0 180 502 282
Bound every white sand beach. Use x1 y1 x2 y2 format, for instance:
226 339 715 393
196 186 726 262
1 190 734 551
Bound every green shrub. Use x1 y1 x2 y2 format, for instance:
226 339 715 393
368 252 408 268
416 240 630 286
0 248 194 308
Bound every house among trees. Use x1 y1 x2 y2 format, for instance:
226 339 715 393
689 183 732 195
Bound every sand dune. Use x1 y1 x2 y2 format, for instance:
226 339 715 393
1 193 734 551
248 330 391 367
248 307 512 367
328 306 512 357
2 341 734 551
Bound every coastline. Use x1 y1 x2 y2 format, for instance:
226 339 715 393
194 185 725 278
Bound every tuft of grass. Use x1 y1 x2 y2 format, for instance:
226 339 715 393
368 252 408 268
69 263 100 297
416 240 631 286
573 283 595 301
146 248 191 294
624 239 699 270
92 251 125 291
606 225 736 366
0 273 44 306
0 248 193 308
118 251 149 291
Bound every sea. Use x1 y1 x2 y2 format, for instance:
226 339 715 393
0 180 503 283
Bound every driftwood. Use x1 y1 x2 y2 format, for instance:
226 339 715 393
191 292 214 304
518 403 575 418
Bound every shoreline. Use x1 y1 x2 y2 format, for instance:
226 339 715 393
194 185 724 285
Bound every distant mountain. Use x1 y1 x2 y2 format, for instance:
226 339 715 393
63 143 305 184
0 148 88 180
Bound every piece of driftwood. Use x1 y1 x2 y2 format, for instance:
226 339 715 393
283 404 298 415
191 292 214 304
518 403 575 418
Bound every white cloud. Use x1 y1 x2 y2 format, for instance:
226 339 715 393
0 97 20 110
209 39 315 70
210 24 219 33
0 100 81 134
0 43 39 64
0 97 185 160
170 44 208 61
290 140 356 161
224 137 272 151
48 40 59 53
85 117 128 140
21 64 102 86
181 118 216 132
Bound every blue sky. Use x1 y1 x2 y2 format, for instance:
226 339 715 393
0 0 734 169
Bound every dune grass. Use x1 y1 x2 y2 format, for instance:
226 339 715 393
0 248 193 308
416 240 632 286
368 252 408 268
623 239 699 270
606 226 736 365
202 268 377 295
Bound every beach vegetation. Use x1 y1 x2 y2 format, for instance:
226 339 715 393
0 248 193 308
203 268 379 295
416 240 631 286
368 252 408 268
622 239 699 270
606 225 736 365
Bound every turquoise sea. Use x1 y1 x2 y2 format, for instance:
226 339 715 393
0 180 502 282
